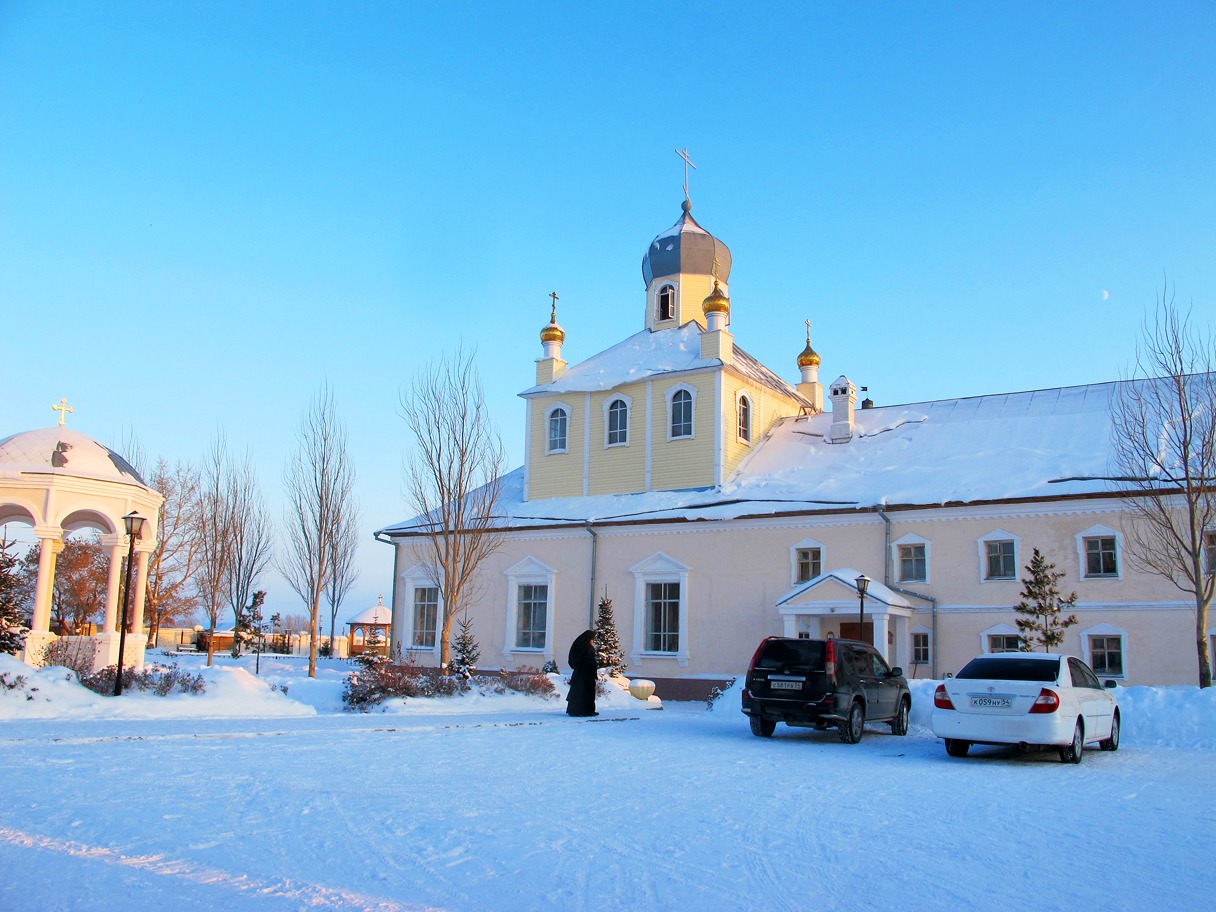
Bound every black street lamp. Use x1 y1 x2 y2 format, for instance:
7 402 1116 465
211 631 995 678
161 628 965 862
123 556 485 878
113 511 146 697
856 574 871 645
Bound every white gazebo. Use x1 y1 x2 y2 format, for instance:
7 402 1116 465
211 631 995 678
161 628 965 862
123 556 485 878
0 421 162 670
348 596 393 657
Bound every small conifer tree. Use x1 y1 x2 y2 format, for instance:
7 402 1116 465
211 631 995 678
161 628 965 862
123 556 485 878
0 536 29 656
450 615 481 678
1014 548 1079 652
593 591 627 675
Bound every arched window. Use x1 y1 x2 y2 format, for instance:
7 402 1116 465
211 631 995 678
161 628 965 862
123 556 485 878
657 285 676 322
737 395 752 443
547 406 568 453
607 398 629 446
670 389 692 438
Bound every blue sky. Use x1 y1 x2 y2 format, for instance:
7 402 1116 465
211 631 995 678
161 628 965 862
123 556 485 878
2 1 1213 623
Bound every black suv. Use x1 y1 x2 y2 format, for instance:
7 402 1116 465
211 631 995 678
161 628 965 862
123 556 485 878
741 636 911 743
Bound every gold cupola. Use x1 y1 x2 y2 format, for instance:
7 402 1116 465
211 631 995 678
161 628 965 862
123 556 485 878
702 280 730 317
540 302 565 345
797 339 820 369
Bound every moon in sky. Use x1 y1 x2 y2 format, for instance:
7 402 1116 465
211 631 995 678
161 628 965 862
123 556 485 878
1102 290 1110 300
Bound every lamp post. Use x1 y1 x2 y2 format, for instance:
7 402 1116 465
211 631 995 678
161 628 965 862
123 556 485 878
856 574 871 645
113 511 146 697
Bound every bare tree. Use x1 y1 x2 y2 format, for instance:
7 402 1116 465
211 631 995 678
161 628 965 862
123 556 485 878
142 459 202 648
1110 287 1216 687
324 499 360 655
224 453 274 656
281 385 356 677
196 436 235 666
399 347 506 672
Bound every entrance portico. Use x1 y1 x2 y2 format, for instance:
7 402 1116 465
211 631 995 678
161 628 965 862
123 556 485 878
775 568 914 669
0 426 161 669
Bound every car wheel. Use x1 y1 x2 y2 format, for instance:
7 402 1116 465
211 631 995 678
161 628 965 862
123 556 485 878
1100 711 1120 752
889 698 910 736
839 701 864 744
1059 720 1084 764
750 715 775 738
944 738 970 758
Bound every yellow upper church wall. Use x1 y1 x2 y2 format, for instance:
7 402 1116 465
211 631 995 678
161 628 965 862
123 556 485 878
649 372 717 491
526 393 585 500
587 386 647 496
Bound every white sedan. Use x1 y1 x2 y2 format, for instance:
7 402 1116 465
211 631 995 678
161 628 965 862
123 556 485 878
931 653 1120 763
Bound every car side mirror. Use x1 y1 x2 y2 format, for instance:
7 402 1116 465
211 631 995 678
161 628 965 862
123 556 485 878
1104 680 1117 689
889 667 903 677
944 672 954 679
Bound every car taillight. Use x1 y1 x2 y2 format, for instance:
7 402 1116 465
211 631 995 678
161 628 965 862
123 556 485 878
1029 688 1060 714
825 637 836 683
933 684 955 710
747 638 771 673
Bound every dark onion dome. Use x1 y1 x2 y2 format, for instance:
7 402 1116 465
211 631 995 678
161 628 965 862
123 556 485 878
702 280 730 315
642 199 732 286
797 339 820 368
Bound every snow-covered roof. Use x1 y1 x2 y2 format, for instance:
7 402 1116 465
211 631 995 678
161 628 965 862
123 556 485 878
0 427 146 486
382 378 1136 537
520 323 807 405
349 599 392 626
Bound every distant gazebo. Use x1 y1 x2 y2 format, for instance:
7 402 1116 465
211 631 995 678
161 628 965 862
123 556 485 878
348 596 392 657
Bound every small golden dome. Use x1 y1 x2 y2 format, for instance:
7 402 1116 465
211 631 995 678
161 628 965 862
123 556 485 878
797 340 820 368
540 320 565 344
540 301 565 344
702 280 730 315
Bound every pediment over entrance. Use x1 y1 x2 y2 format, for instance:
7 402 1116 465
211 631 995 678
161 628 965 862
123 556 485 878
776 567 913 617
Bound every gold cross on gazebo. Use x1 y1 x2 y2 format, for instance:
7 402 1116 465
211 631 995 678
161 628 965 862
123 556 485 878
52 397 74 427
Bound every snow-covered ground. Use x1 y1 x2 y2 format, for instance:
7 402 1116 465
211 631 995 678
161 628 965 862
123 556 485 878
1 652 1213 911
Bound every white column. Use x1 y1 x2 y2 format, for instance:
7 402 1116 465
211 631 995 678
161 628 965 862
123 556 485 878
30 531 62 633
101 537 125 633
875 613 891 663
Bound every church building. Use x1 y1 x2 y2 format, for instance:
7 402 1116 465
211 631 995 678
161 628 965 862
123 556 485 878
378 194 1210 688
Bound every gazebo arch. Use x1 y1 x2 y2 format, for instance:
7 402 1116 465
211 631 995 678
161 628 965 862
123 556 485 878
0 425 162 670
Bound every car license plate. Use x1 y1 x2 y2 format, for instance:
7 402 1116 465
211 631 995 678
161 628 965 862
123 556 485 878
969 695 1013 709
770 680 802 691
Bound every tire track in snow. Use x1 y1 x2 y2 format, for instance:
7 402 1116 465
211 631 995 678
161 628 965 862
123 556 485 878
0 826 443 912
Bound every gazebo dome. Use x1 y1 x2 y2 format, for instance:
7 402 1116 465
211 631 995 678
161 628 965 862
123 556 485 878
641 200 732 286
349 596 392 627
0 427 145 485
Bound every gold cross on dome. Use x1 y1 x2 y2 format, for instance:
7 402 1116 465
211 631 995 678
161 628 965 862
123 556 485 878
548 291 558 321
675 147 696 202
52 397 74 427
805 319 812 342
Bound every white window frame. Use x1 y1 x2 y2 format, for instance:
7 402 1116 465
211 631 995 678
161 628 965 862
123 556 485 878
1203 529 1216 577
910 625 932 669
978 529 1020 582
503 557 557 661
736 391 753 444
656 283 677 323
629 553 691 667
980 623 1021 655
603 394 632 448
544 402 571 455
891 532 931 584
411 585 440 650
1081 622 1128 680
789 537 825 587
398 563 443 661
666 383 697 441
1077 524 1122 580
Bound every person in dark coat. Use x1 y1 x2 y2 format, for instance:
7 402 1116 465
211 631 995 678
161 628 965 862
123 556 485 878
566 629 598 717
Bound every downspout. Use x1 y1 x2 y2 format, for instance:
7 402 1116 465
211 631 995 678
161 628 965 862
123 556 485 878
879 509 938 679
375 530 402 661
586 521 599 628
